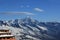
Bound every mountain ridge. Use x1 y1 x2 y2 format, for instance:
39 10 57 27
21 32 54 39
0 17 60 40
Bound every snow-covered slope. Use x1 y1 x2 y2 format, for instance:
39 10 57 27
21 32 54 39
0 17 60 40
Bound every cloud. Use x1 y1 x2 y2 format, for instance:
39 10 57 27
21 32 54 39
34 8 44 12
0 12 34 15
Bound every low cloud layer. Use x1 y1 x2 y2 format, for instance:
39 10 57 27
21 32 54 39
0 12 34 15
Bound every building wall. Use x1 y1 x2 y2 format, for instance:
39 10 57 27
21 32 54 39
0 30 16 40
0 37 16 40
0 30 9 32
0 33 11 35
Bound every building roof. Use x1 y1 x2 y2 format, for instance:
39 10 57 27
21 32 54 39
0 32 11 34
0 29 9 31
0 35 14 37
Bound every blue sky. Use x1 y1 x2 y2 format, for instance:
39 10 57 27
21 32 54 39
0 0 60 22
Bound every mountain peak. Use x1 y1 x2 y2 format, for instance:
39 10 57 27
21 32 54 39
25 16 32 20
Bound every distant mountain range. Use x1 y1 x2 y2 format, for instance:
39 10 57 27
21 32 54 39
0 17 60 40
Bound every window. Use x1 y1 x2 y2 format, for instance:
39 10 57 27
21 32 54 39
7 37 10 39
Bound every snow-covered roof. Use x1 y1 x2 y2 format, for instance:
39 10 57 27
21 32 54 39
0 35 14 37
0 29 9 30
0 32 10 34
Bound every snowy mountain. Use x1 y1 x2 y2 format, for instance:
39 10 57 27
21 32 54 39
0 17 60 40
